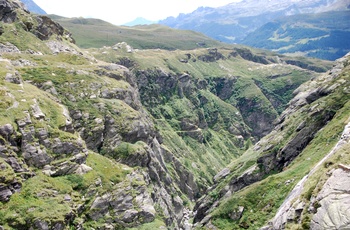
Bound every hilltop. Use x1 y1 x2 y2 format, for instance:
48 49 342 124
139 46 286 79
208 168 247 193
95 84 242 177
48 15 222 50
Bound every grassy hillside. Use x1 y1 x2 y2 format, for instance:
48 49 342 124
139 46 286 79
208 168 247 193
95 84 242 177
242 11 350 60
49 15 223 50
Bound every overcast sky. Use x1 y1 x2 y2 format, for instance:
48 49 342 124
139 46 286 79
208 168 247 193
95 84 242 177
33 0 240 25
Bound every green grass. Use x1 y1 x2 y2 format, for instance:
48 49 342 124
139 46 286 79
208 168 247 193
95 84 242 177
0 22 51 54
111 141 147 159
84 152 131 189
0 172 74 229
0 159 17 183
49 15 222 50
127 218 166 230
0 152 131 229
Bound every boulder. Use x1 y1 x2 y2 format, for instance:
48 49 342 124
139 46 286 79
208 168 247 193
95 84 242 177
0 184 12 202
33 219 49 230
0 124 14 140
5 72 22 84
31 100 45 119
0 43 20 53
229 206 244 221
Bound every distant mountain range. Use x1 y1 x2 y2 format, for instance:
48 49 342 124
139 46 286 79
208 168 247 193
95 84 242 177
20 0 46 14
241 11 350 60
123 17 157 26
21 0 350 60
160 0 350 44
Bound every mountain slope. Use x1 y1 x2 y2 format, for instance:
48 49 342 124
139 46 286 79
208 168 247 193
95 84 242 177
193 53 350 229
241 11 350 61
48 15 222 50
0 2 196 228
160 0 349 44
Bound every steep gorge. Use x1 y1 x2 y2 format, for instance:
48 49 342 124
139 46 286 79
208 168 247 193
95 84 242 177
192 52 350 229
0 1 348 229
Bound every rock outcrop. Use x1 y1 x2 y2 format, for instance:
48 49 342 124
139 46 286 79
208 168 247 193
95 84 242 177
0 0 24 23
310 167 350 229
0 0 74 43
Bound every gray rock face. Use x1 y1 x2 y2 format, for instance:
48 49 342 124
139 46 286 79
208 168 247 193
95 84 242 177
0 0 20 23
88 171 156 227
194 164 265 224
213 168 231 183
33 16 66 41
268 114 350 230
2 0 57 41
198 48 225 62
310 168 350 229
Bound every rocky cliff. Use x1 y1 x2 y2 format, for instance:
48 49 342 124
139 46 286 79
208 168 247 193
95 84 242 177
192 52 350 229
0 1 193 228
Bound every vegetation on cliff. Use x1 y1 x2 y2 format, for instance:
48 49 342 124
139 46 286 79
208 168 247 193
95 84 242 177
1 1 349 229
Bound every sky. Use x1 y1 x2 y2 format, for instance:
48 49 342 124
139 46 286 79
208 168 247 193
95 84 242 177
33 0 240 25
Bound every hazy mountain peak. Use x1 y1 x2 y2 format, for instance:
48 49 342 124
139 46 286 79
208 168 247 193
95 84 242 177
123 17 157 26
160 0 350 44
20 0 46 14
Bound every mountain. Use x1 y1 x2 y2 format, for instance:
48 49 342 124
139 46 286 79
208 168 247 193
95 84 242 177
20 0 46 14
1 0 349 229
160 0 349 44
124 17 157 26
48 15 223 49
241 11 350 61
